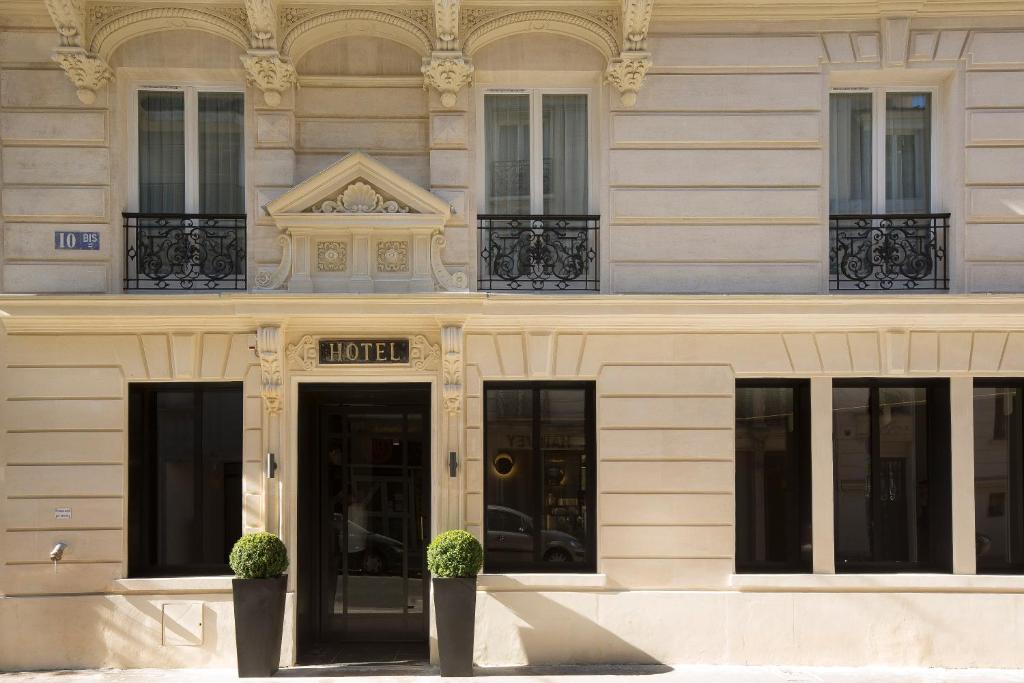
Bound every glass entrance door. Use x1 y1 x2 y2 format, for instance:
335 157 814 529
298 384 431 659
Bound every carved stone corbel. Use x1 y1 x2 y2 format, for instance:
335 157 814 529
243 0 278 50
605 52 652 108
430 233 469 291
255 234 293 290
45 0 113 104
242 51 297 107
441 325 463 415
607 0 653 107
257 326 284 416
423 0 472 108
422 52 473 109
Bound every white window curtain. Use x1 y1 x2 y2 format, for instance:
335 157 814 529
138 91 185 214
829 93 873 215
885 93 931 214
543 95 588 215
198 92 245 214
485 94 530 214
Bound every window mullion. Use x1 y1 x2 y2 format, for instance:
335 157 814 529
185 87 199 213
530 91 544 215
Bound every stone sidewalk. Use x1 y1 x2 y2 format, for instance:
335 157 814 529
4 666 1024 683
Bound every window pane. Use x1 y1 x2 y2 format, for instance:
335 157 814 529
974 385 1024 572
198 92 245 214
877 387 928 564
539 388 589 568
885 93 931 213
833 387 873 566
736 385 810 571
543 95 588 214
156 391 197 567
138 91 185 213
485 388 536 570
829 93 873 214
485 94 530 214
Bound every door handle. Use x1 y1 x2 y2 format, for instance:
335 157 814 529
419 516 424 541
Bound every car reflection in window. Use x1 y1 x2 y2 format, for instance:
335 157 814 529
485 504 585 565
332 513 404 575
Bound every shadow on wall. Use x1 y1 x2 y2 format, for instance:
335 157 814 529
478 591 667 668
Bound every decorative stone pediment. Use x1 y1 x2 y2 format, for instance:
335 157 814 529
257 152 466 293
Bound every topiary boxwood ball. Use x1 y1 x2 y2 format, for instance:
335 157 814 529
427 529 483 578
229 532 289 579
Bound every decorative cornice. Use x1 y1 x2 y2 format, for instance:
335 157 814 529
241 51 297 107
257 325 284 416
463 9 620 58
88 6 250 57
422 52 474 108
280 8 432 58
605 51 652 108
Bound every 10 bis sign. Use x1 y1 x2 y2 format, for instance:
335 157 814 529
54 231 100 251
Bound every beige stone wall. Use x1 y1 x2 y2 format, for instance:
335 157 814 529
0 330 263 669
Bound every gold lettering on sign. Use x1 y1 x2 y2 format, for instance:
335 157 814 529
317 339 412 365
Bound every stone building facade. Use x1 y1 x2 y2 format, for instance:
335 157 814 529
2 0 1024 671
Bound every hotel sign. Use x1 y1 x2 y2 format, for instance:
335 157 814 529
318 339 410 365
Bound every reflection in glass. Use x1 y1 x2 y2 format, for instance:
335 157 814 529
833 383 947 571
974 385 1024 573
485 94 530 214
484 385 593 572
829 93 873 214
735 384 810 571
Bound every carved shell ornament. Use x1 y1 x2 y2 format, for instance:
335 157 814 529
313 182 410 214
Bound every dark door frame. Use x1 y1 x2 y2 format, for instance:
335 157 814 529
296 382 433 661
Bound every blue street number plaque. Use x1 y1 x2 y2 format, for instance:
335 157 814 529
54 231 100 250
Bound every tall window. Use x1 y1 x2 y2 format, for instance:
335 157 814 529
137 88 244 214
974 381 1024 573
483 382 596 573
484 92 589 215
735 381 812 572
129 383 243 577
832 380 951 572
830 90 932 214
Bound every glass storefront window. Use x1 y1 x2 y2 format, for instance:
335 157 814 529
484 382 595 573
974 381 1024 573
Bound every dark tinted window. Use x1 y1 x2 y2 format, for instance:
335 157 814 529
833 380 951 572
974 381 1024 573
484 383 595 573
129 383 243 576
735 381 811 572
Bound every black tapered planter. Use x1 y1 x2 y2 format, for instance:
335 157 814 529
433 576 477 677
232 574 287 678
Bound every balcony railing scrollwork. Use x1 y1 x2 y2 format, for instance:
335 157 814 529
829 213 949 291
478 215 599 291
123 213 247 291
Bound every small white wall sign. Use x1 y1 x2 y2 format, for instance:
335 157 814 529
54 507 72 520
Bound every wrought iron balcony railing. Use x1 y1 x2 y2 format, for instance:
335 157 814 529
829 213 949 291
478 215 599 291
123 213 247 291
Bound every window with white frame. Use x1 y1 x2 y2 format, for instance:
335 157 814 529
829 89 934 215
136 87 244 214
483 90 589 215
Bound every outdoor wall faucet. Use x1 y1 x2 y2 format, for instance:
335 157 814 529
49 542 68 563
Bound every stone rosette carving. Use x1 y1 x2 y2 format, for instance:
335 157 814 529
410 335 441 371
317 241 348 272
52 48 113 105
257 326 284 415
314 182 410 214
286 335 317 371
242 52 297 107
422 53 473 108
377 240 410 273
605 52 652 108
